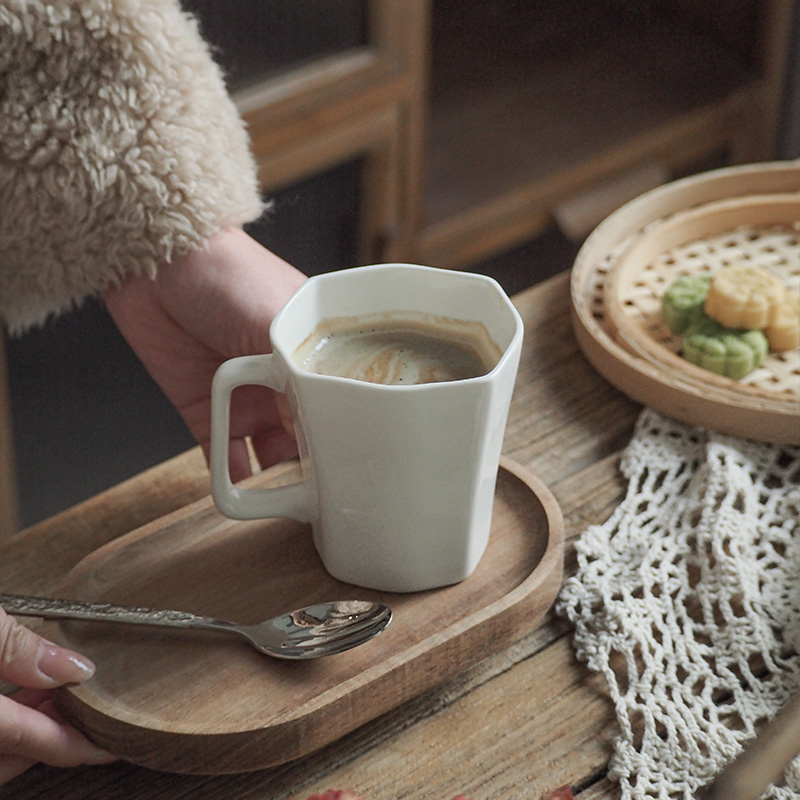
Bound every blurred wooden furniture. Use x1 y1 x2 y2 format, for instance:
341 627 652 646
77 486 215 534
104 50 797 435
206 0 795 269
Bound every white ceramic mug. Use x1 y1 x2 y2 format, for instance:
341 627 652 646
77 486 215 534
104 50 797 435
210 264 523 592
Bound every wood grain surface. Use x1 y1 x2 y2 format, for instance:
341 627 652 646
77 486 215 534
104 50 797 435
1 271 639 799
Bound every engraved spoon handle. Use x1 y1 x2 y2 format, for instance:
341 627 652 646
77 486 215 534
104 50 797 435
0 592 234 634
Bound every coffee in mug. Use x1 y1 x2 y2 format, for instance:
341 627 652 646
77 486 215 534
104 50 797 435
291 313 502 386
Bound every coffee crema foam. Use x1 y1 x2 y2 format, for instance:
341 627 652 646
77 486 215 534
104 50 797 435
292 313 502 385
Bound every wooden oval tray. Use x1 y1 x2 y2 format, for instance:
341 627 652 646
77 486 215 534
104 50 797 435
49 456 564 774
571 160 800 443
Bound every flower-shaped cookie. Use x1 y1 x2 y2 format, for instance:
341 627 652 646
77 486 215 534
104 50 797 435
661 273 711 333
704 265 785 330
764 287 800 352
682 314 768 379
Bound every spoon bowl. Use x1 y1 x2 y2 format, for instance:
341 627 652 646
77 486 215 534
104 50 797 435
0 593 392 660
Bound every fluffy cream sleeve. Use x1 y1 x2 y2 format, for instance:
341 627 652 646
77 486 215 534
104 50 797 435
0 0 265 333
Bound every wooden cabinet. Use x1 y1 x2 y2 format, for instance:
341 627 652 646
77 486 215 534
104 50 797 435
200 0 793 273
420 0 793 268
190 0 429 265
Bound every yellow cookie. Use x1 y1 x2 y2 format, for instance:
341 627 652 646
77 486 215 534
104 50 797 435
765 287 800 352
704 265 785 330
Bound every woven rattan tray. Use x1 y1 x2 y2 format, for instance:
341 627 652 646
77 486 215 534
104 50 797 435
571 160 800 444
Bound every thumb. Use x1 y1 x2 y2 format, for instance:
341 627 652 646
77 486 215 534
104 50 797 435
0 607 95 689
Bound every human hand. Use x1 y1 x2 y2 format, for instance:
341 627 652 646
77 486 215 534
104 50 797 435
104 228 307 483
0 607 115 784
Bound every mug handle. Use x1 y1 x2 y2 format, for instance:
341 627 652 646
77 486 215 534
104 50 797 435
210 355 312 521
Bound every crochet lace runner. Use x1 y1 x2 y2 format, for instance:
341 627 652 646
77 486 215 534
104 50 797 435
557 409 800 799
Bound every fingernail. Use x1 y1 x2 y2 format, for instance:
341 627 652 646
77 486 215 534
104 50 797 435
37 643 96 685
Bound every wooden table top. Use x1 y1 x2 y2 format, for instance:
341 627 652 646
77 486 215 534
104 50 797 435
0 270 641 799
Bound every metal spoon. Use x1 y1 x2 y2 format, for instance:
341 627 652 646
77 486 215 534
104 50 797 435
0 592 392 660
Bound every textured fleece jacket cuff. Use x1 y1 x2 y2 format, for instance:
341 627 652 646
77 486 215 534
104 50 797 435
0 0 265 333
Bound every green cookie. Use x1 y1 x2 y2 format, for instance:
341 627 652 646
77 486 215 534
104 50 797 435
661 273 712 334
682 315 768 379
